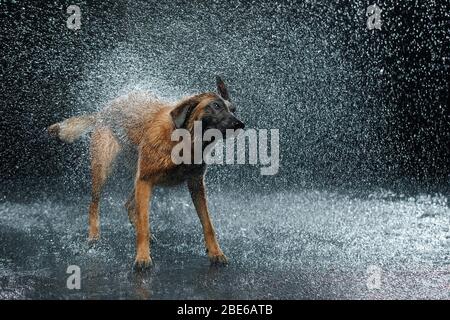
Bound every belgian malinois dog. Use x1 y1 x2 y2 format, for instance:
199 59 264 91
48 76 244 269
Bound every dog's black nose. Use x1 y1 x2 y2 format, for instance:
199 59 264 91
234 120 245 129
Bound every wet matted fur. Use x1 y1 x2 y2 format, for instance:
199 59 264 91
48 77 244 270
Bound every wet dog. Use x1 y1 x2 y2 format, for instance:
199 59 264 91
48 76 244 269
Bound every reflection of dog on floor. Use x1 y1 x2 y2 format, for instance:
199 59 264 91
48 76 244 269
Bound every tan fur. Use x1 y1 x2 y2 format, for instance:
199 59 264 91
48 91 227 268
48 115 96 143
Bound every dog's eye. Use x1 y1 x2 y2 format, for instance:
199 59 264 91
212 103 221 110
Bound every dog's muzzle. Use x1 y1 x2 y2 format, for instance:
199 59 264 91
226 115 245 130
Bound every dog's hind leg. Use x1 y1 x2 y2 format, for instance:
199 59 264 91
125 187 136 227
88 127 121 242
123 148 139 227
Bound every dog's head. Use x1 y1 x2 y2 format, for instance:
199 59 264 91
170 76 245 135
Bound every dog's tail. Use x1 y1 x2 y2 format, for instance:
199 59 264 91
48 114 97 143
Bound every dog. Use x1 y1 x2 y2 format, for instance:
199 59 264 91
48 76 245 269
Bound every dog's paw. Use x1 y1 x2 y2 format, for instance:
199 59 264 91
87 234 100 247
208 252 228 266
134 256 153 272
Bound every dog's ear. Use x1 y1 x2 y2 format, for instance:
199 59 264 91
170 99 197 129
216 75 230 101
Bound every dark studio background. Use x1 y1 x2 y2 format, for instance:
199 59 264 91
1 0 449 192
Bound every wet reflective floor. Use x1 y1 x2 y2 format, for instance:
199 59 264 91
1 179 449 299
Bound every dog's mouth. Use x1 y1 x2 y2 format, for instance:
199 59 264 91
201 123 245 139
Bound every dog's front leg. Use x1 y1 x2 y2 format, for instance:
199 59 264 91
187 176 228 266
134 177 153 270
